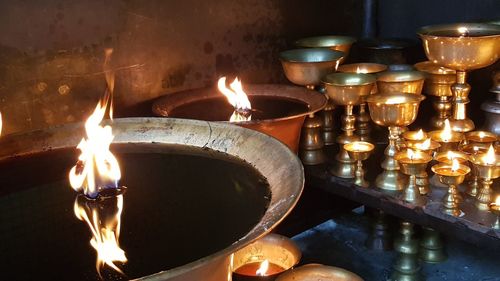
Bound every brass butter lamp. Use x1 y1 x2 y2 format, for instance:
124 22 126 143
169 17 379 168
344 141 375 187
459 143 489 197
418 23 500 132
470 146 500 211
377 70 425 95
280 48 344 165
323 73 376 178
432 159 470 217
338 63 388 141
395 149 432 204
414 61 456 129
366 93 425 191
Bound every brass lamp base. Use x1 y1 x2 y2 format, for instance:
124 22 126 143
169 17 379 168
449 118 475 133
376 170 404 192
419 227 447 264
299 115 326 165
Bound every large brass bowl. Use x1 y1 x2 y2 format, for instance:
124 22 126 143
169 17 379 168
414 61 456 97
418 23 500 71
295 35 356 63
279 48 345 87
322 73 375 106
366 92 425 127
276 264 363 281
377 70 425 95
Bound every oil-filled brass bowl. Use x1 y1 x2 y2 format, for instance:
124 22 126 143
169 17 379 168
295 35 356 59
344 141 375 161
377 70 425 95
276 264 363 281
279 48 345 87
418 23 500 71
338 63 388 74
322 73 376 106
366 93 425 127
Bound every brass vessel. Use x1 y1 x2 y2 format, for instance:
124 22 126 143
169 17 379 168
323 73 376 178
295 35 356 64
432 162 470 217
470 153 500 211
414 61 456 129
344 141 375 187
395 150 432 204
276 264 363 281
377 70 425 95
366 93 425 191
418 23 500 132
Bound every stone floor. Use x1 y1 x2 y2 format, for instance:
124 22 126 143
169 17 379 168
292 207 500 281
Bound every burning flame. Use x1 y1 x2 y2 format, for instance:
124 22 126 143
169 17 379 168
479 131 486 139
482 145 496 165
440 119 452 142
407 149 415 160
69 96 121 198
217 77 252 122
416 138 431 150
451 158 460 172
74 194 127 277
415 129 425 140
495 195 500 206
355 66 368 74
256 260 270 276
457 26 469 36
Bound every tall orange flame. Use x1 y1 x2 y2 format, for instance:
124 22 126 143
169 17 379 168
217 77 252 122
440 119 452 142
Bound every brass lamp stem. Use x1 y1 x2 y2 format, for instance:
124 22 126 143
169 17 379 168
375 126 403 191
332 105 358 178
404 175 423 204
431 96 452 129
476 178 493 211
357 103 372 141
354 160 368 187
450 71 474 132
443 184 461 217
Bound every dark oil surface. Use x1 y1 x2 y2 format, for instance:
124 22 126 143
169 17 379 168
0 143 270 280
169 96 309 121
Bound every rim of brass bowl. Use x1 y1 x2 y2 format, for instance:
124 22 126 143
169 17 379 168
232 233 301 272
460 143 490 155
365 92 425 104
344 141 375 153
279 48 345 63
337 63 388 74
414 61 456 75
470 153 500 167
152 84 327 125
465 131 498 143
322 72 376 86
402 130 428 141
407 139 440 151
428 130 464 143
377 70 425 82
395 150 432 163
431 162 471 176
0 117 305 281
276 264 364 281
295 35 356 48
417 22 500 38
434 151 469 164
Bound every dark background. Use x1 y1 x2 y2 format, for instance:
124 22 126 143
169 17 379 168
0 0 498 134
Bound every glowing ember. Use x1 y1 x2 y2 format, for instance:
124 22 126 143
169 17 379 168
69 95 121 198
451 158 460 172
440 119 452 142
416 138 431 150
482 145 496 165
74 194 127 277
217 77 252 122
256 260 270 276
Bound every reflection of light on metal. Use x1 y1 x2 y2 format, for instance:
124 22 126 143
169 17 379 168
415 129 425 140
74 190 127 278
256 260 270 276
385 96 406 105
457 26 469 36
495 195 500 206
407 149 415 161
217 77 252 122
417 138 431 150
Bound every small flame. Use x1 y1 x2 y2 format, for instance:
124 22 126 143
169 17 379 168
217 77 252 122
355 66 368 74
483 145 496 165
415 129 425 140
256 260 270 276
440 119 452 142
478 131 487 139
74 194 127 277
495 195 500 206
416 138 431 150
457 26 469 36
451 158 460 172
406 149 415 160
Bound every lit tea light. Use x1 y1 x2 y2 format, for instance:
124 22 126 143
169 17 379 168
465 131 497 145
433 158 469 177
232 234 301 281
432 159 470 216
344 141 375 188
398 148 431 164
414 138 440 152
403 129 428 149
218 77 252 122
